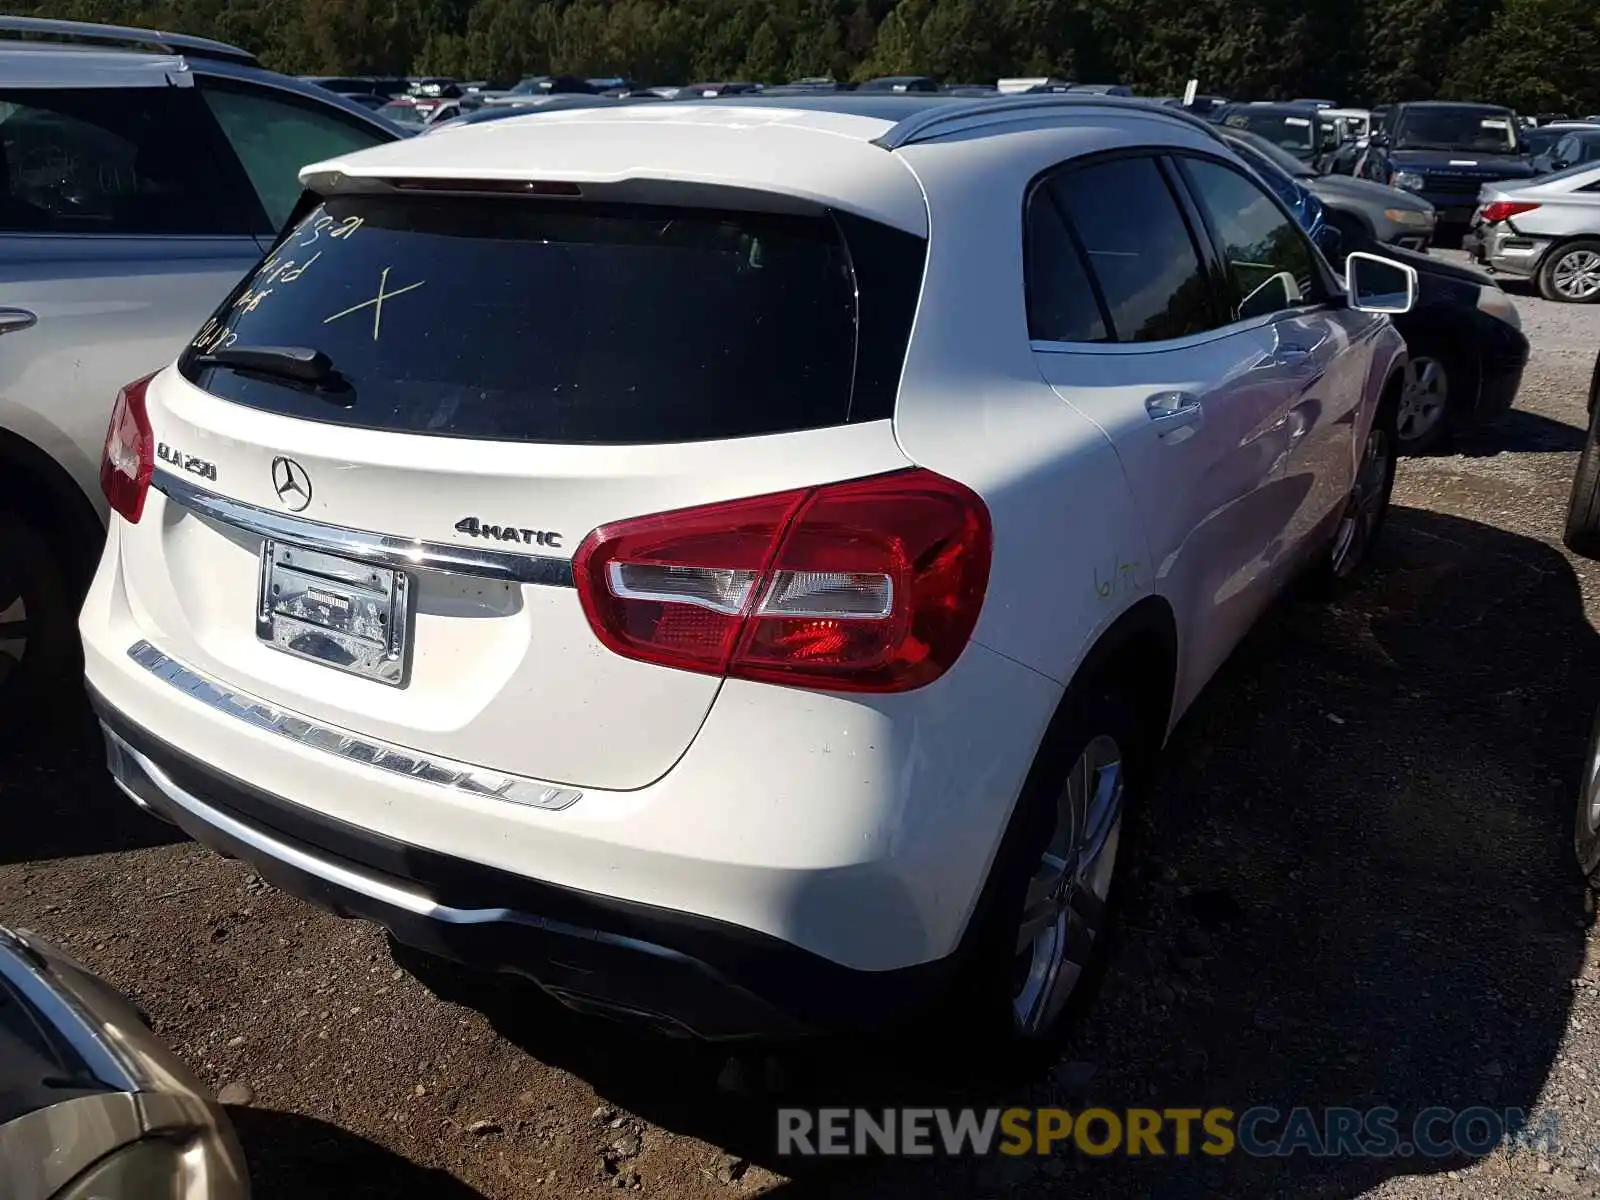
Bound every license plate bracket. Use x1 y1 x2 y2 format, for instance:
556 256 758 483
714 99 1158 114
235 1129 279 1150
256 540 410 686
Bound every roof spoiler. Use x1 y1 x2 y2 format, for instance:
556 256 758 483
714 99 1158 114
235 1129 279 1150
0 15 259 67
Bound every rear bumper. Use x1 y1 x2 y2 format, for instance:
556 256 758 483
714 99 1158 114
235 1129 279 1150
94 695 954 1039
1465 222 1551 279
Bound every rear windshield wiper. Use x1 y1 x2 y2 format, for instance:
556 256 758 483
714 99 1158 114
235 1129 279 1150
193 345 354 405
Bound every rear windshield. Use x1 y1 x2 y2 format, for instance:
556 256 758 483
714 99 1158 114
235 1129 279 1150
182 194 905 444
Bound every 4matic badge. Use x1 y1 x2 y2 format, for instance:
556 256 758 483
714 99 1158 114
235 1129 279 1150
454 517 563 549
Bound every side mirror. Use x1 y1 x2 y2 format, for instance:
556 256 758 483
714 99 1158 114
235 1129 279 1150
1368 131 1389 147
1552 159 1570 171
1345 251 1416 314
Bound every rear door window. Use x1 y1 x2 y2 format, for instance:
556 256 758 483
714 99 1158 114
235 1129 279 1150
1044 155 1220 342
1024 188 1107 342
182 195 883 444
0 88 253 235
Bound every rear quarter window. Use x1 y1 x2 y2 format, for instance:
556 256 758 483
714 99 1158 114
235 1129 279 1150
182 195 924 444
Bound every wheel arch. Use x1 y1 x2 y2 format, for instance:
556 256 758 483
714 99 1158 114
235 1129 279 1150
0 427 105 590
1068 594 1181 750
1537 234 1600 288
941 592 1180 988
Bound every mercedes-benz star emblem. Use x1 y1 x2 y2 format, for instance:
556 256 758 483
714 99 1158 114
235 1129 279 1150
270 456 313 512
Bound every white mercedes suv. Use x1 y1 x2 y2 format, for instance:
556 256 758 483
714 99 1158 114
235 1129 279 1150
82 94 1415 1044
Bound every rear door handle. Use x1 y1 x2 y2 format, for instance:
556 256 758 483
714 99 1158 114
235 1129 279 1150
1146 391 1203 436
0 308 37 336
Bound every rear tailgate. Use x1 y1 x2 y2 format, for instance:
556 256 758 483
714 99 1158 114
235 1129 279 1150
115 187 925 792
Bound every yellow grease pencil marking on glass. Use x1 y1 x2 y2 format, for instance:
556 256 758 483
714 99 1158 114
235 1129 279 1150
323 266 426 341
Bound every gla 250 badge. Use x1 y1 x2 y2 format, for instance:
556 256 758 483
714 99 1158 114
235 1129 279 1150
157 442 217 482
454 517 563 549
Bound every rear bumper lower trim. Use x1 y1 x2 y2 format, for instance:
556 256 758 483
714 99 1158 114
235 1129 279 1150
153 468 576 588
91 692 955 1038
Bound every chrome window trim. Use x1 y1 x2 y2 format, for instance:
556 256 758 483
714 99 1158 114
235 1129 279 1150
123 640 583 811
1028 303 1334 357
153 469 576 589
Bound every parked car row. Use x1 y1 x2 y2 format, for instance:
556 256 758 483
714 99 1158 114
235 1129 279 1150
0 16 1552 1193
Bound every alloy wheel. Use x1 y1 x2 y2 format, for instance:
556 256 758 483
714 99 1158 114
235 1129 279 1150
1553 249 1600 301
1012 733 1124 1036
1581 727 1600 878
1330 424 1393 578
1395 356 1449 446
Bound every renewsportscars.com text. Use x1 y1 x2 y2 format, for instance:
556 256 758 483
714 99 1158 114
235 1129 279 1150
777 1105 1551 1159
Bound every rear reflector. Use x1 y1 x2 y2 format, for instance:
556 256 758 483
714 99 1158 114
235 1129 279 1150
574 470 992 693
100 372 157 523
1480 201 1540 223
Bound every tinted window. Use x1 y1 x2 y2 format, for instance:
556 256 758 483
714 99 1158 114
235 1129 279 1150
1024 189 1106 342
1047 156 1217 342
200 84 390 231
1221 110 1318 157
1182 158 1326 321
1393 107 1517 152
0 89 249 235
182 195 885 444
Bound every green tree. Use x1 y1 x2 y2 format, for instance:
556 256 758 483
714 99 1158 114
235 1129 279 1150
1444 0 1600 112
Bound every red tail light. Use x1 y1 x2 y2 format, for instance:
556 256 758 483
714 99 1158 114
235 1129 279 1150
574 469 992 693
100 372 157 523
1480 201 1540 223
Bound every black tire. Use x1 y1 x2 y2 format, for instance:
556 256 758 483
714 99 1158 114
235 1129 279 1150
1577 706 1600 886
1394 331 1474 456
1538 238 1600 304
1564 398 1600 559
0 511 83 738
1309 389 1398 594
940 678 1151 1064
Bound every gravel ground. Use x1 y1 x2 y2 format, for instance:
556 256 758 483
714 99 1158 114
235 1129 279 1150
4 253 1600 1198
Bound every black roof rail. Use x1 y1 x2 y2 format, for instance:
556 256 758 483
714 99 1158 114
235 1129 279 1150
872 92 1223 150
0 15 259 67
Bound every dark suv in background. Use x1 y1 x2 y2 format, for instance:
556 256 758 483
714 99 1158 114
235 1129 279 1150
1357 101 1537 237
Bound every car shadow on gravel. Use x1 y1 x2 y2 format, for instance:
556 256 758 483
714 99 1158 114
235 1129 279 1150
1451 408 1588 456
228 1106 489 1198
402 503 1595 1198
0 697 185 865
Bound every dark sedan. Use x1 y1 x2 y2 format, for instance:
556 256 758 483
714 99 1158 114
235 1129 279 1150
1220 126 1437 253
1216 102 1343 172
1379 246 1529 452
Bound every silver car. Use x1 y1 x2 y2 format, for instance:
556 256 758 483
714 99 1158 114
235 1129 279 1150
0 16 396 728
1467 162 1600 301
0 926 248 1199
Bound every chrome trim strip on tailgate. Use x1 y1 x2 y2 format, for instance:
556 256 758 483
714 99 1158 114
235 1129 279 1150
126 640 582 811
152 469 576 589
